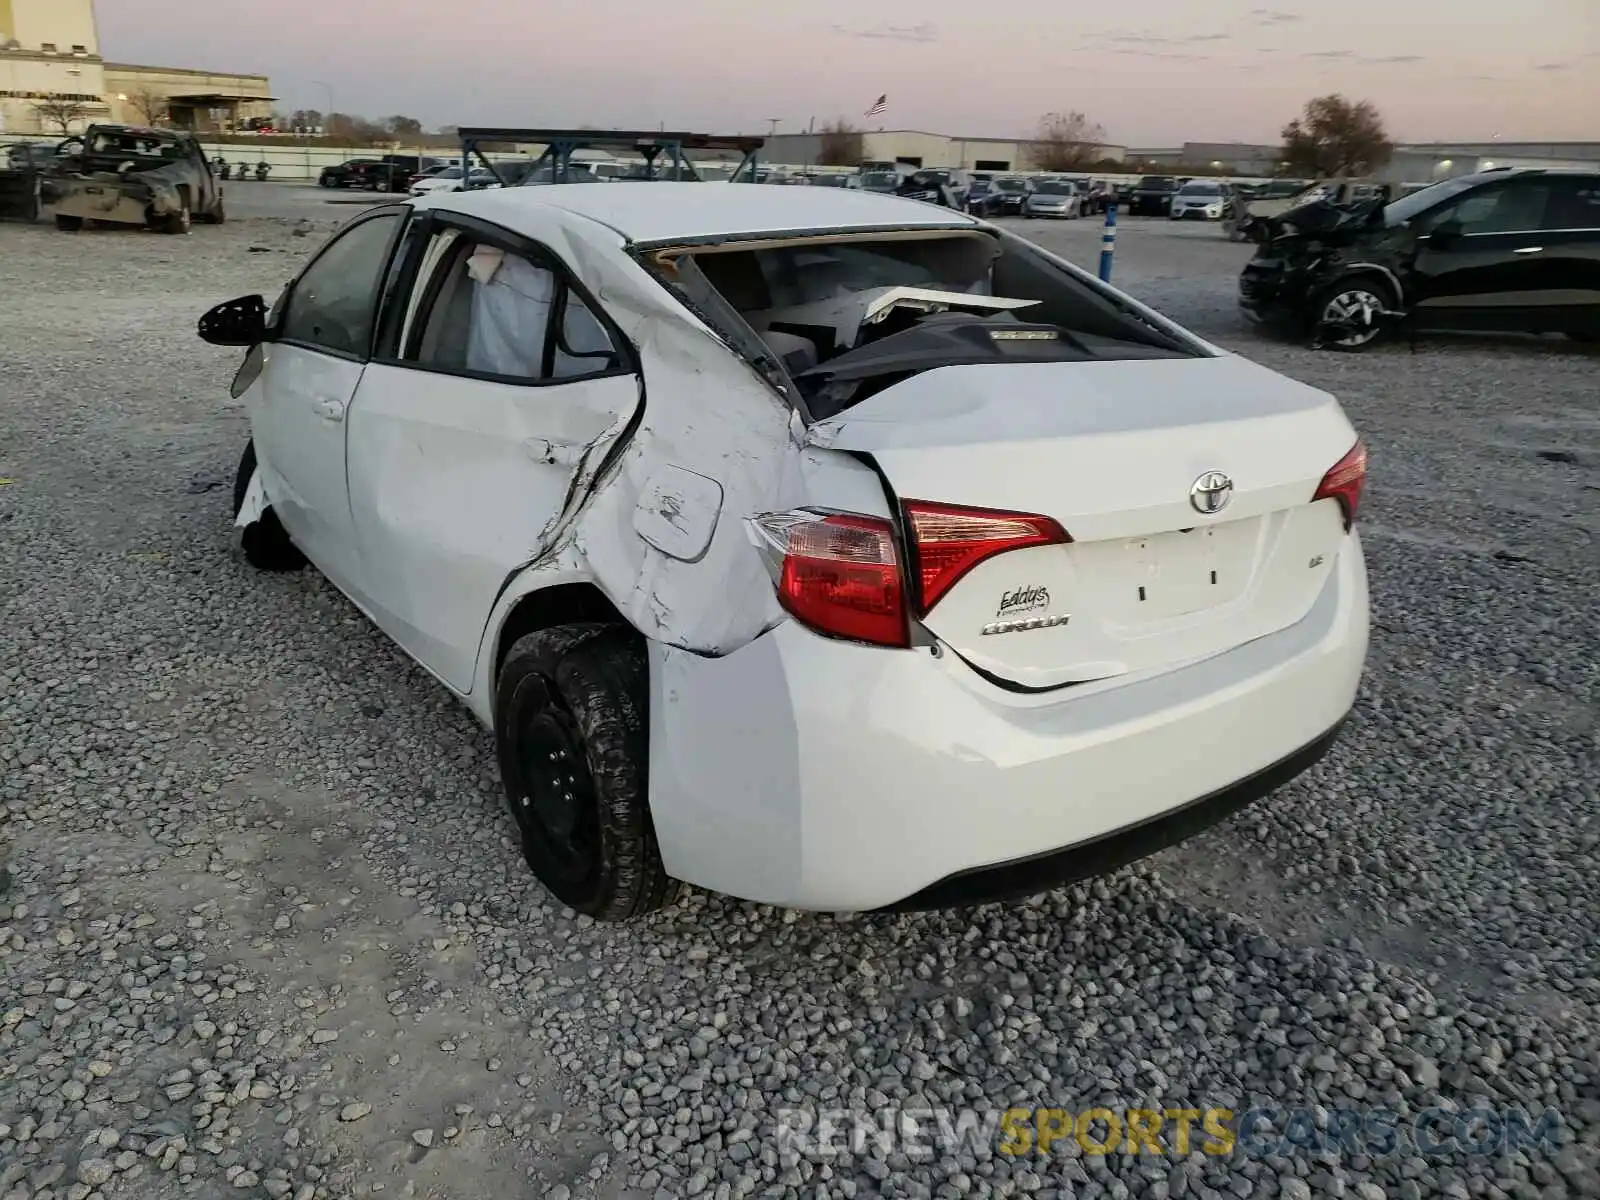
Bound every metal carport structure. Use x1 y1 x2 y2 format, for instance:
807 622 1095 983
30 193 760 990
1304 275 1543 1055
456 127 766 188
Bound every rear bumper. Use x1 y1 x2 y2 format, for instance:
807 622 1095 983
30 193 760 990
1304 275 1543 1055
648 532 1369 911
54 187 151 225
883 715 1344 911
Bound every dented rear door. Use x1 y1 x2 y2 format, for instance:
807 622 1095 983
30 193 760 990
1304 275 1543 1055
344 223 643 694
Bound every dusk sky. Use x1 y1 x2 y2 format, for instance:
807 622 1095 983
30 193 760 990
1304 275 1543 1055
97 0 1598 145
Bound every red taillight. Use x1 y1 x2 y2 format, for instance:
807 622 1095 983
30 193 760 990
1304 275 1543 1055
903 501 1071 614
751 511 908 648
1313 439 1368 530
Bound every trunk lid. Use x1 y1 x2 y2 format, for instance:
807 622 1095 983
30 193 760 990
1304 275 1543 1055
806 355 1358 689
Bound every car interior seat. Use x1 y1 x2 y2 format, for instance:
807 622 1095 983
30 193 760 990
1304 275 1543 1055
417 256 477 369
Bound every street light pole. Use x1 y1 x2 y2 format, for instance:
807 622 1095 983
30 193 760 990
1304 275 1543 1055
311 80 333 132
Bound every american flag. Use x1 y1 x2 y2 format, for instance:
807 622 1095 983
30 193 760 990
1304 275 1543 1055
865 94 887 119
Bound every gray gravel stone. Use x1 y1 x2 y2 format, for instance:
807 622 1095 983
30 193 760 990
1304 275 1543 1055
76 1160 114 1187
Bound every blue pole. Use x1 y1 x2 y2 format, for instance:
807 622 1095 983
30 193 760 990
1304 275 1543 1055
1098 202 1117 283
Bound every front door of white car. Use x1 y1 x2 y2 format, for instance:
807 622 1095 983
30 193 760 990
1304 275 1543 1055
344 216 642 693
248 208 408 592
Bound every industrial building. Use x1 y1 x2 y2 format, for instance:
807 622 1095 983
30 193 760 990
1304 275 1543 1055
758 129 1600 183
758 129 1127 173
0 0 272 136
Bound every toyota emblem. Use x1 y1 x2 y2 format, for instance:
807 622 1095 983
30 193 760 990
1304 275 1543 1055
1190 471 1234 515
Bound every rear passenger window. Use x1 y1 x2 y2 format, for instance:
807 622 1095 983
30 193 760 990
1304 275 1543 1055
1540 179 1600 231
401 233 623 383
1441 182 1549 235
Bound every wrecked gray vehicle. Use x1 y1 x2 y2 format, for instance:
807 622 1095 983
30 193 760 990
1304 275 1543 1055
0 140 71 222
53 125 225 234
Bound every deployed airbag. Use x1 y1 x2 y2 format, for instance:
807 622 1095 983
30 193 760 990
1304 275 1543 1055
466 246 556 377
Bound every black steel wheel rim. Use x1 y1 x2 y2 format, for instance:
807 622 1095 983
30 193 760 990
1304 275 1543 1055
512 674 601 892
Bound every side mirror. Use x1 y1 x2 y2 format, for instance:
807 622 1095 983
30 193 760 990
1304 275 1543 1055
1428 219 1464 244
198 294 268 347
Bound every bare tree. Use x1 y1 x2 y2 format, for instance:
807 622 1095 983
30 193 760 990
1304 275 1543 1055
817 118 864 166
32 98 91 135
1280 94 1393 178
127 88 169 126
1029 111 1106 171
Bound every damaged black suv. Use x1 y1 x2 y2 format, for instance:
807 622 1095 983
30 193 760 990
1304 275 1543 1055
1239 168 1600 349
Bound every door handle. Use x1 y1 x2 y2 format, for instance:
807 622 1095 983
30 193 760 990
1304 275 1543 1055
312 397 346 421
1513 246 1544 255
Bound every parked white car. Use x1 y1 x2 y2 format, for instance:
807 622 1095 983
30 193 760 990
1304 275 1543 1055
1170 179 1231 221
409 167 503 196
199 184 1370 920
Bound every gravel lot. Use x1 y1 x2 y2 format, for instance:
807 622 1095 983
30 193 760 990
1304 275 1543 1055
1 190 1597 1200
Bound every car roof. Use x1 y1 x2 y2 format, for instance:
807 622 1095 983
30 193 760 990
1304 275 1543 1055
429 181 977 244
1458 167 1598 183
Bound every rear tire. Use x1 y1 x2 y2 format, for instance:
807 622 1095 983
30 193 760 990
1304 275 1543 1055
55 214 83 232
233 441 306 572
495 624 675 921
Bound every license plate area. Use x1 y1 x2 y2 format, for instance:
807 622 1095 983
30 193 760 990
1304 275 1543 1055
1068 519 1261 625
1124 523 1257 617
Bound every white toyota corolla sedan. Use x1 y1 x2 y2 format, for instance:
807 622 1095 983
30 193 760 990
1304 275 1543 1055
199 184 1370 921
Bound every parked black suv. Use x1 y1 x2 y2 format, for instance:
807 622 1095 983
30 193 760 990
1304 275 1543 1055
318 155 446 191
361 155 448 192
1239 169 1600 349
980 176 1030 216
318 158 380 188
1127 176 1178 216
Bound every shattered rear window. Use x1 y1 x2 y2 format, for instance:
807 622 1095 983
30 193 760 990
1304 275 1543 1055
643 228 1205 420
87 132 181 158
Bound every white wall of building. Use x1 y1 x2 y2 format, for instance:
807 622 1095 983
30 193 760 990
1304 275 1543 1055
1 0 105 135
7 0 99 53
0 58 109 135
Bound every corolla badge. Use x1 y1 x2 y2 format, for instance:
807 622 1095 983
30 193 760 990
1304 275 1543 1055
1189 471 1234 515
982 585 1070 636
